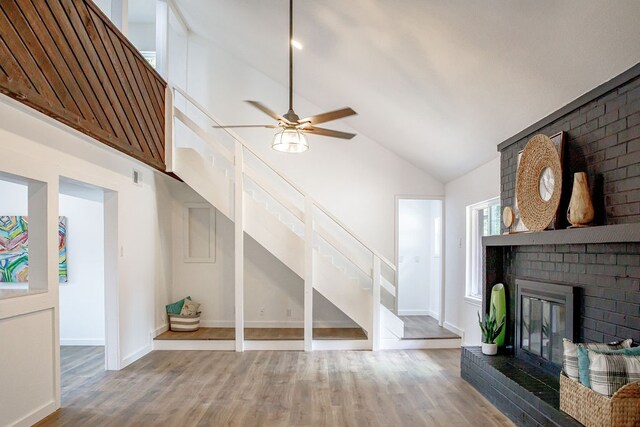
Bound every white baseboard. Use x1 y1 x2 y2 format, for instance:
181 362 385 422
312 339 371 351
443 321 464 340
154 340 308 351
244 321 303 328
153 340 235 351
60 339 105 346
396 309 440 319
199 320 234 328
198 320 357 328
154 323 169 337
381 337 461 350
397 309 430 316
9 399 57 427
120 344 152 369
243 340 304 351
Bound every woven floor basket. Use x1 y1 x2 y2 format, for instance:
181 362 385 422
560 373 640 427
168 314 201 332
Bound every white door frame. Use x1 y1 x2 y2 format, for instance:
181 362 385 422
58 179 120 371
103 190 120 370
394 195 446 326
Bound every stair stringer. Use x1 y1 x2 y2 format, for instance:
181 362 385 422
244 194 305 277
314 252 372 335
174 147 233 219
381 305 404 339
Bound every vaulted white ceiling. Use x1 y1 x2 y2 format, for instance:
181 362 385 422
175 0 640 182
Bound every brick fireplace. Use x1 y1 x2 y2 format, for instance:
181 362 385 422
461 63 640 426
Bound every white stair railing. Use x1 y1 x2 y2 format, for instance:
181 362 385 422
169 86 400 349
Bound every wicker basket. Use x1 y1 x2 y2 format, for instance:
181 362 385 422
560 373 640 427
168 313 201 332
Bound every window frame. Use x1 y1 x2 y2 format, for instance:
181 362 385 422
465 197 501 304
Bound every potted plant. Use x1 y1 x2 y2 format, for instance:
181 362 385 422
477 304 505 355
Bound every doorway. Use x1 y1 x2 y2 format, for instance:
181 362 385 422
396 197 449 339
58 177 118 403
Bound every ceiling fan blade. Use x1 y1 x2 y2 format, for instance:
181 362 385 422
212 124 278 129
304 126 356 140
299 107 357 126
245 100 293 124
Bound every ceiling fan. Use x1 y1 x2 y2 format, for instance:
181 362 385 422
213 0 357 153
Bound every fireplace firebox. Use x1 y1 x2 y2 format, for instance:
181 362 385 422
515 279 578 375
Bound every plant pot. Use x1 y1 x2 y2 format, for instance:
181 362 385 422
482 343 498 355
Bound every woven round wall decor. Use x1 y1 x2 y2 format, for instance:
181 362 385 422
515 134 562 232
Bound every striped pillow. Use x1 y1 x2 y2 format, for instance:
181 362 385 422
588 351 640 397
577 345 640 388
563 338 632 382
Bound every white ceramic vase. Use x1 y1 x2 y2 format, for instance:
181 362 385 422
482 343 498 356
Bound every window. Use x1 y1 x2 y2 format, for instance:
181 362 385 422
140 51 157 69
465 197 500 302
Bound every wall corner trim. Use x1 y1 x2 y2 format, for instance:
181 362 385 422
443 321 464 339
120 344 152 370
8 399 57 427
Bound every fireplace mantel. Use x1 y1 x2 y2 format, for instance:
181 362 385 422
483 223 640 247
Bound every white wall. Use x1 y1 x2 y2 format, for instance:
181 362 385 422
0 94 174 426
397 199 442 318
93 0 112 18
58 191 105 346
185 34 444 262
168 180 357 328
129 22 155 52
167 7 188 88
444 156 500 345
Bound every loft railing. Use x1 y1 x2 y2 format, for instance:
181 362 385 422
0 0 167 171
169 86 397 350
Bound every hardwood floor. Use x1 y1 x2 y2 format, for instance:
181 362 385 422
38 349 513 426
400 315 460 339
155 327 368 341
59 346 105 402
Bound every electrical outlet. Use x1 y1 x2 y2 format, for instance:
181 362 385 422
161 313 166 321
259 307 265 316
286 308 292 317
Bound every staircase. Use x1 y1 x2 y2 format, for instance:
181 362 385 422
167 87 404 351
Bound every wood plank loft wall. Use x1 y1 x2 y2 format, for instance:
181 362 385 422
0 0 167 171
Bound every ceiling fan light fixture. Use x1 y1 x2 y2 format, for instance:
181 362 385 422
214 0 356 144
272 127 309 153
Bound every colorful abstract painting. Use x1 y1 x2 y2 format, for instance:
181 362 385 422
58 217 67 282
0 216 68 283
0 216 29 282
